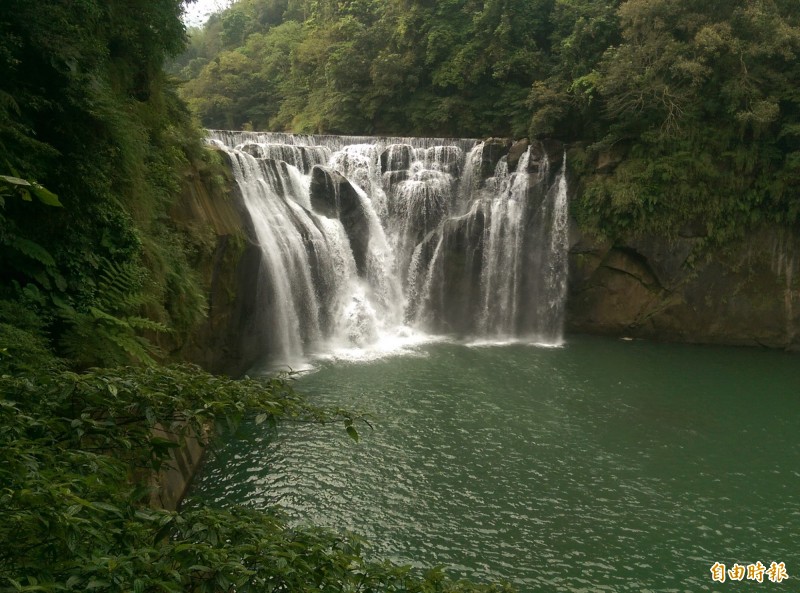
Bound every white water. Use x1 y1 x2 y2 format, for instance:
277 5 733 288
209 132 569 368
478 152 532 335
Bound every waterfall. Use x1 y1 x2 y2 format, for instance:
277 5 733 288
209 131 570 366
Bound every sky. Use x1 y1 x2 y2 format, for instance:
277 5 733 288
183 0 234 28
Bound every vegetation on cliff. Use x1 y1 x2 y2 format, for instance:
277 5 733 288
0 0 216 368
2 355 514 592
173 0 800 245
0 0 509 590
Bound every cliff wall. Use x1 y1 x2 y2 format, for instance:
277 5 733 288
567 225 800 349
168 149 266 376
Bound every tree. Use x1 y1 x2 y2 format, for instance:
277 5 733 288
576 0 800 241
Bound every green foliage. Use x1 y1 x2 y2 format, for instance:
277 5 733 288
0 175 62 207
0 177 69 330
0 364 510 593
180 21 306 130
56 259 170 368
0 0 216 365
0 322 61 375
174 0 800 244
572 0 800 243
528 0 622 140
172 0 553 136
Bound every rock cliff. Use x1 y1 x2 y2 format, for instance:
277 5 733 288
169 148 266 376
567 225 800 349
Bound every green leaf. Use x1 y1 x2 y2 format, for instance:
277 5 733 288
29 183 62 207
9 237 56 267
0 176 60 206
92 501 123 517
0 175 31 187
51 292 74 312
52 272 68 291
150 436 180 449
346 425 359 443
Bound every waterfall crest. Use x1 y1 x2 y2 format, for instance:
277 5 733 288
209 131 569 367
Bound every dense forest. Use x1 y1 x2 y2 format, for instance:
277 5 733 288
0 0 212 370
1 0 799 589
173 0 800 243
0 0 507 590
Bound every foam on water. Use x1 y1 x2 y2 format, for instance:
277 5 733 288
465 337 566 349
316 328 451 364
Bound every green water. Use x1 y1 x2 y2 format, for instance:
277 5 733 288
189 337 800 592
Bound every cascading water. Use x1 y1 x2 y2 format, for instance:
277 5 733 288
209 131 570 367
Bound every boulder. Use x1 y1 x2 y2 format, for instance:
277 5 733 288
479 137 512 180
528 139 564 176
380 144 414 173
309 166 371 277
382 170 409 191
239 142 264 158
506 139 529 172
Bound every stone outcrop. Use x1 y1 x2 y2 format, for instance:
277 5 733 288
423 208 487 333
149 423 207 510
527 139 564 175
562 137 799 350
506 139 529 172
380 143 414 173
479 138 512 180
567 225 800 349
168 147 267 376
309 165 371 277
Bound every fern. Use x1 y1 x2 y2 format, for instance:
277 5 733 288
58 259 169 368
0 91 21 116
125 315 170 333
95 259 154 311
8 236 57 267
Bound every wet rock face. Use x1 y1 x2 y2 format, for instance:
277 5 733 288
566 226 800 349
383 170 409 190
380 144 414 173
309 165 371 277
479 138 512 181
424 207 488 334
170 148 269 377
309 165 340 218
239 142 264 158
506 139 529 172
527 139 564 176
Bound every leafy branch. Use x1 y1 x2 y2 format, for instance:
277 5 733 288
0 175 62 208
0 364 502 593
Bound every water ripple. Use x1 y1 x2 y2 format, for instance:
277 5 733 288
190 338 800 592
